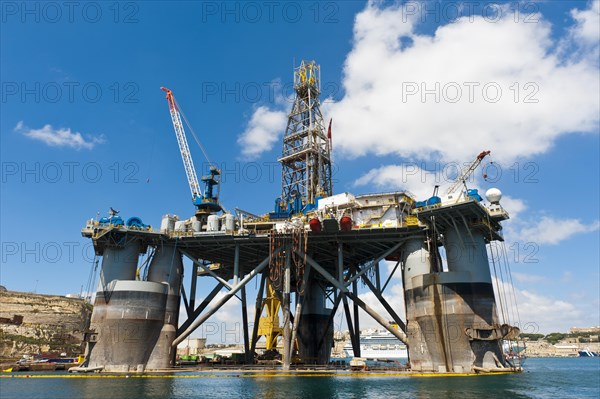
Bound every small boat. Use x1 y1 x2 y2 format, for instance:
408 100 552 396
349 357 367 371
578 348 599 357
2 367 13 372
68 366 104 373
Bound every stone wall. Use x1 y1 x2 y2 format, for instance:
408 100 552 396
0 290 92 358
523 340 600 357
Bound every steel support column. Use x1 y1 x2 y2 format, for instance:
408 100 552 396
180 283 190 317
342 296 358 356
282 247 292 370
181 250 233 290
189 262 199 310
357 266 407 333
250 272 267 357
298 250 408 344
173 256 271 347
233 244 240 285
288 262 312 361
352 277 361 357
177 282 224 335
240 285 251 364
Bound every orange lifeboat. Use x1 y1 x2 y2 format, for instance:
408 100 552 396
340 216 353 232
309 218 322 233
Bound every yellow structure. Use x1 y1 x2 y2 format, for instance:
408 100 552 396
256 283 282 350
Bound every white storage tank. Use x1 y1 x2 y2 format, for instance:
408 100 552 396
160 214 178 233
174 221 186 232
207 215 220 232
191 220 202 232
223 213 235 232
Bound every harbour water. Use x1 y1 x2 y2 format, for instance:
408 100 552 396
1 358 598 399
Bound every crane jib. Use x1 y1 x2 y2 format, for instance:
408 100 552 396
161 86 222 214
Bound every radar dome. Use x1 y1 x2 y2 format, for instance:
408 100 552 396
485 188 502 204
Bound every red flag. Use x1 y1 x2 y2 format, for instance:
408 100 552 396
327 118 332 140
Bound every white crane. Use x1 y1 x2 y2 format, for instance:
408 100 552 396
446 150 491 195
161 87 221 214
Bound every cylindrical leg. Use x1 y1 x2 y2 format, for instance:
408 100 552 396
297 282 333 365
146 245 183 370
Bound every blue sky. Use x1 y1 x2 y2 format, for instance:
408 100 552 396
1 1 598 336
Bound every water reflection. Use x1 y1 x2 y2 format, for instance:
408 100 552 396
257 376 337 399
2 359 598 399
77 375 175 399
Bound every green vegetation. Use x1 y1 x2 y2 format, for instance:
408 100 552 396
538 332 600 344
544 332 567 344
520 333 545 341
0 332 46 345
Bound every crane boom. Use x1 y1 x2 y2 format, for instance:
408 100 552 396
446 150 490 195
161 87 202 202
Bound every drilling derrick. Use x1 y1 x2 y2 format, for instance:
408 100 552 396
278 60 332 213
80 63 522 376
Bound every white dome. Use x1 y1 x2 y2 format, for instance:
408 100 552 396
485 188 502 204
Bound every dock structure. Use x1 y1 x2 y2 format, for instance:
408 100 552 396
79 60 521 374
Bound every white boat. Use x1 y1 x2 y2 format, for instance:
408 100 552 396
343 329 408 359
578 348 599 357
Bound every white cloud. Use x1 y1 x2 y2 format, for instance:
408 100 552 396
354 164 445 199
15 121 105 150
570 0 600 48
491 275 598 334
499 196 527 220
516 288 585 334
353 163 532 216
335 275 407 332
339 269 593 334
183 290 257 345
517 216 599 245
326 1 599 164
237 106 287 160
511 272 547 284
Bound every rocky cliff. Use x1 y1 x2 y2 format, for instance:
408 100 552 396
0 290 92 358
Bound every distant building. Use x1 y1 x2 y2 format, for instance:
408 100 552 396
569 326 600 334
177 338 207 356
553 344 579 357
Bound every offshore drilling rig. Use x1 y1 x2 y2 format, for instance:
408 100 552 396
79 60 521 374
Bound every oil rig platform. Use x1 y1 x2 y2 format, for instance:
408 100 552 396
79 61 521 374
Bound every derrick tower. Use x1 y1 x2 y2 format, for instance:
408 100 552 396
279 60 332 211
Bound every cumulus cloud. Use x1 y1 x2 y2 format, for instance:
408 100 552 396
353 162 530 217
517 216 600 245
237 106 287 160
569 0 600 48
182 290 257 344
238 2 598 164
491 275 597 334
326 1 599 164
511 272 547 284
353 164 445 199
340 268 592 334
15 121 105 150
498 196 527 220
336 275 407 332
516 288 585 334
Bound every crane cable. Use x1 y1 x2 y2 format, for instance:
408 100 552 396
485 210 522 330
501 240 522 328
485 213 509 325
173 97 215 168
84 255 99 303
